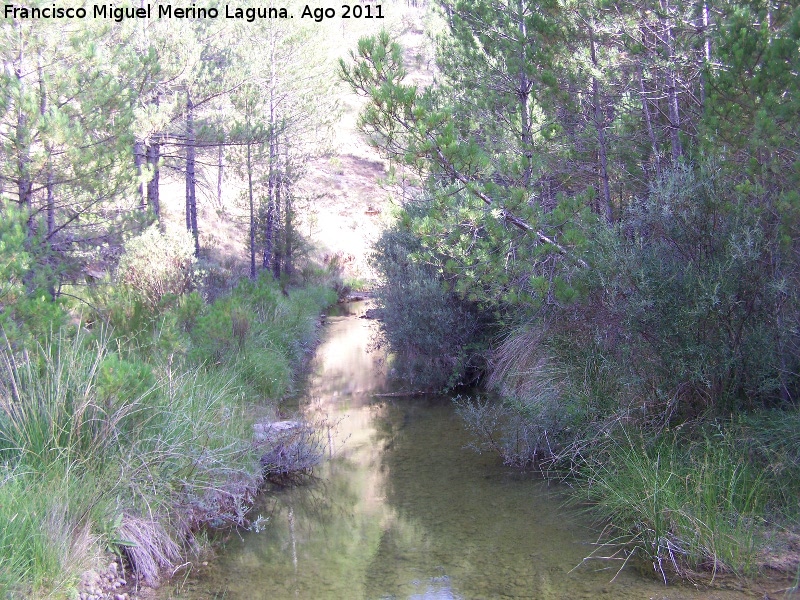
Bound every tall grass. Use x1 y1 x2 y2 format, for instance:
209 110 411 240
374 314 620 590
576 426 769 580
0 332 121 470
0 332 261 591
0 277 335 597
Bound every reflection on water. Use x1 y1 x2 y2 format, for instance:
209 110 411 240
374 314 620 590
167 303 757 600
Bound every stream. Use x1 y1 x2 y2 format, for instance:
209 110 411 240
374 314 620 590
166 302 760 600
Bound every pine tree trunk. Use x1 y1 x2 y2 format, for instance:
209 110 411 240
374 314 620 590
272 168 282 280
517 0 533 187
638 62 661 179
185 93 199 255
247 139 256 279
38 58 55 241
217 144 224 209
283 146 293 278
590 27 612 222
15 69 32 212
660 0 683 162
262 200 274 271
134 140 145 209
699 0 712 109
146 140 161 218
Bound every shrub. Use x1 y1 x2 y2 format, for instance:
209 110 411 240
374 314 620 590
0 205 66 347
173 290 205 333
372 214 487 390
117 226 196 309
97 353 156 411
601 165 794 414
484 164 799 444
189 297 238 364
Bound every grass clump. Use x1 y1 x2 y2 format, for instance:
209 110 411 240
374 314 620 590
576 426 770 581
0 266 335 597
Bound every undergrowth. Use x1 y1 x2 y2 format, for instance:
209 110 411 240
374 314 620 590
0 270 335 598
572 425 775 581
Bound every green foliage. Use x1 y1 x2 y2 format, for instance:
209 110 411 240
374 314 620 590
237 342 292 400
737 409 800 515
173 290 205 333
190 275 333 398
0 260 335 595
0 332 117 469
0 464 97 597
591 165 797 416
117 226 197 310
0 205 66 346
372 209 486 390
577 427 769 579
458 164 799 576
97 353 156 410
190 296 240 364
484 165 798 446
0 205 30 311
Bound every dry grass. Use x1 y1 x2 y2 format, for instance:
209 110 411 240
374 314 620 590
117 514 181 587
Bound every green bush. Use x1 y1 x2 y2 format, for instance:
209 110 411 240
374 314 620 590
0 465 97 597
173 290 205 333
190 296 238 364
486 165 799 443
0 205 67 347
117 226 196 310
372 212 487 390
97 353 156 410
599 165 795 415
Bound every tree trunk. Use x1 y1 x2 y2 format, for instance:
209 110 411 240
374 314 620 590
516 0 533 187
267 33 279 278
590 26 612 222
262 200 274 271
638 63 661 179
247 139 256 279
272 166 282 280
15 67 32 213
134 140 145 209
660 0 683 162
217 144 224 209
185 92 199 255
699 0 712 109
38 57 55 240
39 58 56 299
146 140 161 219
283 145 293 278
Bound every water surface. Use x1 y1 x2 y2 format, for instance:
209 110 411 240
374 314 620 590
168 303 761 600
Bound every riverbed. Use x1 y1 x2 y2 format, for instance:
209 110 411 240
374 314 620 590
163 302 763 600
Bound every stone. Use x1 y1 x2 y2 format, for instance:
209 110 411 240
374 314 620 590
252 420 309 443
